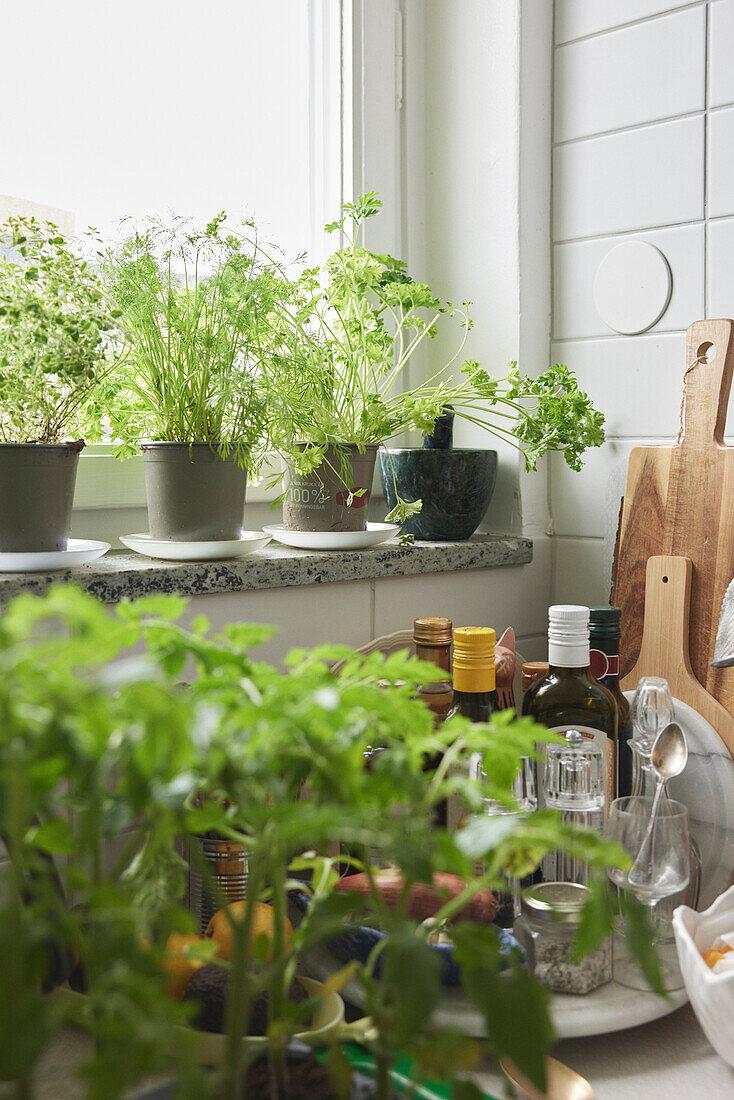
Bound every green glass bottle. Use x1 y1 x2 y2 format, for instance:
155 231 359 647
522 605 619 814
589 605 633 798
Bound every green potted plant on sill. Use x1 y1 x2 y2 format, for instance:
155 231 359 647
98 213 276 542
264 194 605 539
0 216 118 552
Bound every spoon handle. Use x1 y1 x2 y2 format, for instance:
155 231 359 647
628 783 665 890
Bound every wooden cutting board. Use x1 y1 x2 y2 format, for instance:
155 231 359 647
620 555 734 757
612 318 734 717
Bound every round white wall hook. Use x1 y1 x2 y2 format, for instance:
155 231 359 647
593 240 672 335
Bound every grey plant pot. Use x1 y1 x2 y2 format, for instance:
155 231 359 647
142 443 247 542
0 442 83 552
282 444 378 533
379 447 497 541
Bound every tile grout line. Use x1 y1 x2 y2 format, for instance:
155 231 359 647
554 107 707 151
554 1 706 50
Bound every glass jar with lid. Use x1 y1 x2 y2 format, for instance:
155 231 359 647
514 882 612 995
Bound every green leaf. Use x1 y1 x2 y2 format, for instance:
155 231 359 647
455 814 518 860
619 891 667 997
380 932 442 1048
452 924 552 1093
572 876 616 961
26 817 74 855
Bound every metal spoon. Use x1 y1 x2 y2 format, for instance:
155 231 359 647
500 1055 594 1100
628 721 688 891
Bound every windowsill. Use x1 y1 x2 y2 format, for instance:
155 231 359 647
0 534 533 606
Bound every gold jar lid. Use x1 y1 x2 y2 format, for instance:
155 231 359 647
413 616 453 646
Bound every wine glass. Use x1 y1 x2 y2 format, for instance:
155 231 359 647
607 795 690 990
631 677 675 752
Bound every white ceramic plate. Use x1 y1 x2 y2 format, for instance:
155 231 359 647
623 691 734 910
263 522 400 551
119 531 271 562
0 539 110 573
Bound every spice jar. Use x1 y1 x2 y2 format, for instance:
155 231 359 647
514 881 611 995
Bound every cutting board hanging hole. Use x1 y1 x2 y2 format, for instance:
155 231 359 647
663 575 669 583
697 341 715 363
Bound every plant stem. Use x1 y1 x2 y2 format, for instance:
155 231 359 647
375 1049 392 1100
267 838 289 1100
222 854 262 1099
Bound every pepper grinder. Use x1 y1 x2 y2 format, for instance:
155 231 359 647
542 729 604 885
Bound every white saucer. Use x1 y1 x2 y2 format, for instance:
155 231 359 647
0 539 111 573
262 522 400 551
119 531 271 562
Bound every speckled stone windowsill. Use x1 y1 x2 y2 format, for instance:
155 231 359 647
0 534 533 606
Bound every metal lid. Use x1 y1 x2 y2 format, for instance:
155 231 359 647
521 881 590 924
413 616 453 645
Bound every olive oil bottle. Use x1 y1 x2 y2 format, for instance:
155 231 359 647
523 605 619 812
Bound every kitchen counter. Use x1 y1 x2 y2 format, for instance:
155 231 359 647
476 1003 733 1099
7 1003 732 1099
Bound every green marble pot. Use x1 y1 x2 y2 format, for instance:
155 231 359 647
379 447 497 541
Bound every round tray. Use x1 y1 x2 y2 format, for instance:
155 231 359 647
305 945 686 1040
430 981 687 1039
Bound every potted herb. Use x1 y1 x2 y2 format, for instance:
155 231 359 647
0 217 118 551
101 214 273 541
265 194 604 538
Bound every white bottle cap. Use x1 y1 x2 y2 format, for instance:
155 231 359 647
548 604 590 668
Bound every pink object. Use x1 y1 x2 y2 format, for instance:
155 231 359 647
496 626 516 710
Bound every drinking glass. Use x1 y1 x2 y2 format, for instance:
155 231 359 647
630 677 675 753
607 795 690 990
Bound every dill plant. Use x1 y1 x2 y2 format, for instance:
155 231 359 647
99 213 282 471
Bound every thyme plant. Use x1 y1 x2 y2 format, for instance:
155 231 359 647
0 217 118 444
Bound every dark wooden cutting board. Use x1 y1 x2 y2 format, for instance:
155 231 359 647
612 318 734 718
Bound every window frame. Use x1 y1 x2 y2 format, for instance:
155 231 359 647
74 0 403 516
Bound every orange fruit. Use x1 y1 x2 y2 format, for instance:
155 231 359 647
205 901 291 962
161 932 210 999
703 946 732 970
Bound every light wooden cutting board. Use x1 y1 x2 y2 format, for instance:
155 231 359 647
620 555 734 757
613 318 734 718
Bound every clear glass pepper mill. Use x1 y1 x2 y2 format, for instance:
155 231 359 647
542 729 605 884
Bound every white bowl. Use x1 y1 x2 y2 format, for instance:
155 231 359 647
673 884 734 1066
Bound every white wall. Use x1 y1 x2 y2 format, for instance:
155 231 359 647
392 0 553 654
404 0 553 537
551 0 734 603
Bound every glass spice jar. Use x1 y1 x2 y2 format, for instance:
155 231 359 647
514 881 612 995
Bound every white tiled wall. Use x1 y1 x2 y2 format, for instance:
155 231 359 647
551 0 734 603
